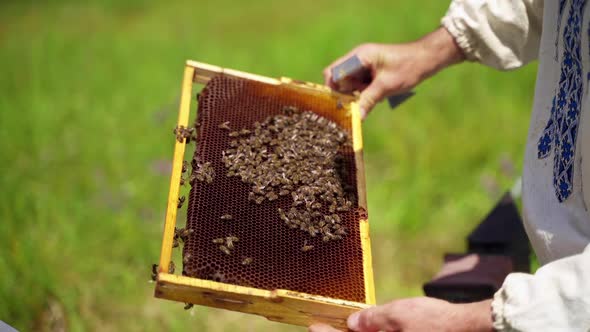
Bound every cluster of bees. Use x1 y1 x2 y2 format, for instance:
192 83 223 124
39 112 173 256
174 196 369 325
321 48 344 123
189 161 215 184
220 106 354 246
279 208 347 243
211 235 247 259
157 103 353 312
173 227 194 248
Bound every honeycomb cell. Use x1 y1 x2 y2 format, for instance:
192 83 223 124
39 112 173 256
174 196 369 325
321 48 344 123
182 76 366 302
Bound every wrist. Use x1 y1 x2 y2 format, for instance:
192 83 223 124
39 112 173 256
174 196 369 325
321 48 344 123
415 27 465 79
457 299 494 332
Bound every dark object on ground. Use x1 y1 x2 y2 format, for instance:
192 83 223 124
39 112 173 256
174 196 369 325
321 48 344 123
423 192 531 303
467 193 530 272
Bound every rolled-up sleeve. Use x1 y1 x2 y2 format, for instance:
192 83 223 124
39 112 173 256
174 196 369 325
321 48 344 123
441 0 544 70
491 244 590 331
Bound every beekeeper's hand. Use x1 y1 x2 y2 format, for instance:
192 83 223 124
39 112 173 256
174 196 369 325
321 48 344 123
323 27 464 119
308 297 493 332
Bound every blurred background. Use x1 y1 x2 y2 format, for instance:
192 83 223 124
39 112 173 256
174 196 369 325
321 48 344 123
0 0 537 330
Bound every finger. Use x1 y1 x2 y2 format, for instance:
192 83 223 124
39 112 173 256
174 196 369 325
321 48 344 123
358 78 387 119
308 323 342 332
323 67 334 88
347 304 399 332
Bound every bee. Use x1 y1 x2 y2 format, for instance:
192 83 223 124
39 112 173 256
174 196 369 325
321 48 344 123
229 131 240 137
220 214 233 220
278 208 288 221
266 191 278 201
329 204 337 213
322 235 331 242
255 196 265 205
242 257 253 266
248 192 256 201
182 161 188 173
168 261 175 274
173 125 186 142
311 202 322 210
219 245 231 255
301 240 314 252
278 189 290 196
252 185 264 195
184 303 194 310
183 253 192 264
196 173 205 182
189 173 197 185
218 121 231 130
335 228 347 236
177 196 186 208
336 99 343 110
337 199 352 211
151 264 158 281
240 129 251 135
308 226 318 237
212 238 225 244
180 176 186 186
177 228 194 242
226 235 239 249
185 127 197 144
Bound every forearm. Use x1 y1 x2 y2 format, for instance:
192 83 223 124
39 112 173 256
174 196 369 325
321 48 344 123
413 27 466 81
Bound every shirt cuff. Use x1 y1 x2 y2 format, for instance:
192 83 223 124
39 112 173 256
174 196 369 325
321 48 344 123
440 1 479 62
491 285 511 331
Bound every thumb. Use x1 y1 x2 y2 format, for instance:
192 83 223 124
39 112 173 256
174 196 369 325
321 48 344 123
347 304 398 332
358 78 386 119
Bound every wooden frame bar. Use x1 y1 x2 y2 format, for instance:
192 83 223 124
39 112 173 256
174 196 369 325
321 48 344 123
155 60 375 329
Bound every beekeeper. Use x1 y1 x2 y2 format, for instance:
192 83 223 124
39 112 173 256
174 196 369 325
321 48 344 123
311 0 590 331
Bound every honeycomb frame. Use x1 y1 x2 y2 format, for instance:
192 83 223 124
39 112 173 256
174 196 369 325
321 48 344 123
154 60 375 329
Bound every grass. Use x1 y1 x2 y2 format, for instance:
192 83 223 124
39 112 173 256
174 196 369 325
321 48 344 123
0 0 536 330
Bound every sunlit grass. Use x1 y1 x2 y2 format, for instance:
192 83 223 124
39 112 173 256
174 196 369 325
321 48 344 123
0 0 534 330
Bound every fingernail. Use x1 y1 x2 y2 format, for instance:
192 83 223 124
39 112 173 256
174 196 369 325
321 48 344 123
347 312 360 330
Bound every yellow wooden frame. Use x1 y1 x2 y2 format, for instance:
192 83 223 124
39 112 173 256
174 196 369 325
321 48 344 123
154 60 374 329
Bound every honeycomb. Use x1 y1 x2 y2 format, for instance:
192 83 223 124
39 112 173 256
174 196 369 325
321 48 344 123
182 75 366 302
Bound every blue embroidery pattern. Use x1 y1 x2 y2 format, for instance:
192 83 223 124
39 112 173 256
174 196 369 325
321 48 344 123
556 0 569 60
538 0 586 202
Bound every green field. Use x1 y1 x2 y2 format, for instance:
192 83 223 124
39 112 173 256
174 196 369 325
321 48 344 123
0 0 536 330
